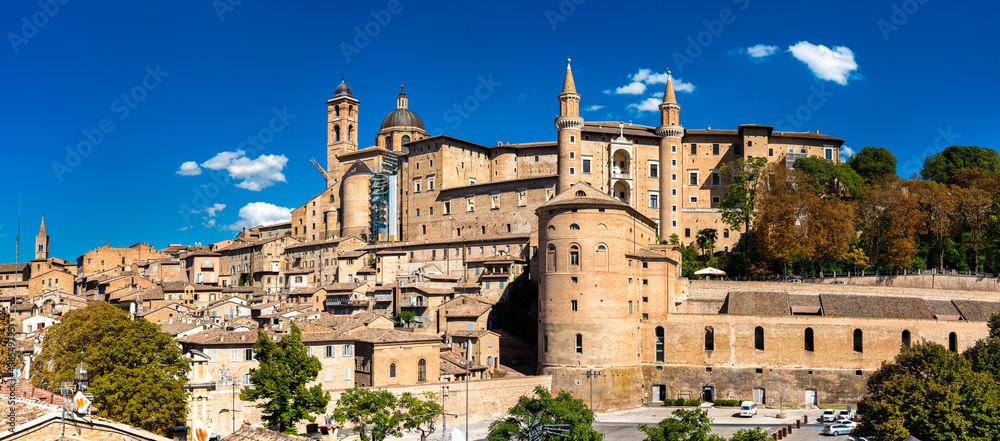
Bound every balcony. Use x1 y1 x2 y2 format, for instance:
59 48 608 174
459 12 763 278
374 294 393 302
200 264 214 270
611 172 631 180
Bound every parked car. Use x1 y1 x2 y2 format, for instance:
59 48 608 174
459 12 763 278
835 419 857 430
789 278 803 283
822 409 837 422
822 423 854 436
838 409 852 420
830 280 846 284
739 401 757 417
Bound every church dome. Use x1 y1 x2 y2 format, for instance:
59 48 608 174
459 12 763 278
380 108 425 131
334 80 353 98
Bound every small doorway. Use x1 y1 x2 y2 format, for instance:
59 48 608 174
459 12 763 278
702 386 714 403
653 385 666 404
805 389 817 406
753 388 766 405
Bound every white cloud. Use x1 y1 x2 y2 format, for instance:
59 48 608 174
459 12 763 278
227 155 288 191
670 76 695 93
176 161 202 176
604 81 646 95
197 150 288 191
746 44 779 58
178 225 194 231
840 146 856 161
201 150 246 170
584 105 605 111
189 203 226 228
787 41 859 85
226 202 292 231
627 97 662 113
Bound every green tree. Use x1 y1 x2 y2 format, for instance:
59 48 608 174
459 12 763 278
921 145 1000 183
638 408 725 441
30 302 189 435
696 229 718 257
398 310 416 327
719 157 769 252
804 195 855 277
241 324 330 433
727 427 770 441
856 341 1000 441
333 388 443 441
487 386 602 441
668 233 680 245
849 146 897 182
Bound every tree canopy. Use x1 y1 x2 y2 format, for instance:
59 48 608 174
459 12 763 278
848 146 897 182
639 409 769 441
856 340 1000 441
718 157 769 252
241 324 330 433
30 302 189 435
921 145 1000 183
487 386 603 441
332 388 443 441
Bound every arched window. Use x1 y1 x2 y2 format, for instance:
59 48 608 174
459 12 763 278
575 190 586 196
949 332 958 352
655 327 665 362
804 328 814 352
854 329 864 353
348 105 354 117
348 125 354 141
401 135 410 144
569 224 580 230
569 245 580 266
754 326 764 351
544 335 549 353
575 334 583 353
705 326 715 351
417 359 426 382
385 136 392 150
335 106 340 117
902 330 911 348
546 244 556 273
334 126 340 141
684 228 691 238
389 362 396 378
548 225 555 231
596 244 608 270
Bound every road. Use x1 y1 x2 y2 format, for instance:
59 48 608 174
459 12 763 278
388 405 855 441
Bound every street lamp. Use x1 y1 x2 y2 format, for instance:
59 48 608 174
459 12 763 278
218 367 242 433
585 370 602 411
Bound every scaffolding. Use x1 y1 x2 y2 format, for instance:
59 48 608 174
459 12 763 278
369 154 398 245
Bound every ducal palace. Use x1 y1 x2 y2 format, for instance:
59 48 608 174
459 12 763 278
279 60 995 410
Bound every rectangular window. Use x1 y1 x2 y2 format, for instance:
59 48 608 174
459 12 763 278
569 167 575 175
712 172 720 186
467 198 475 212
571 300 578 311
690 196 699 203
690 144 697 155
671 173 677 182
245 349 254 361
344 368 351 380
629 300 633 314
649 161 659 178
415 208 420 217
671 159 677 167
576 334 583 353
491 193 500 209
768 148 774 157
735 144 743 155
414 180 421 193
713 144 720 155
569 151 575 159
231 349 239 362
671 220 677 228
582 157 592 174
689 172 698 185
569 135 576 144
671 188 677 196
428 179 435 191
325 345 334 357
518 190 527 206
343 345 352 356
671 145 677 153
326 369 333 381
671 204 677 213
243 373 251 385
209 350 217 362
825 148 834 160
649 192 659 208
443 201 451 215
469 178 476 185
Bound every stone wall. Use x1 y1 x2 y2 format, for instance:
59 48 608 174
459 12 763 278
689 279 1000 301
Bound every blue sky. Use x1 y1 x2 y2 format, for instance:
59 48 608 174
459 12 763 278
2 0 997 261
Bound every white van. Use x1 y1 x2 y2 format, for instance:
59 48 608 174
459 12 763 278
739 401 757 417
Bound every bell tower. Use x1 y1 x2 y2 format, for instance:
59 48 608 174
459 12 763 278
35 216 49 261
327 75 360 187
555 57 584 194
656 69 684 237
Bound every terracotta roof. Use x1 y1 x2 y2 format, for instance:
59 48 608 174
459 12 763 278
404 283 454 295
324 282 365 292
161 282 219 292
726 292 790 316
443 302 491 318
284 238 348 251
925 299 962 318
952 300 1000 322
463 255 527 265
0 263 29 273
439 175 558 194
422 273 460 281
626 248 676 262
177 328 260 345
351 328 441 344
158 320 208 336
440 351 486 373
251 301 280 310
450 329 494 338
300 331 352 343
223 422 311 441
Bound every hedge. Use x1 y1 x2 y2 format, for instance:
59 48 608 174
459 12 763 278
713 399 739 407
666 398 702 406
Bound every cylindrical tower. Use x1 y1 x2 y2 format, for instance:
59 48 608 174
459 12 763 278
555 58 584 194
657 72 684 238
537 182 652 411
340 162 373 240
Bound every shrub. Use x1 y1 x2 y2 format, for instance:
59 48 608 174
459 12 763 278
713 399 739 407
685 399 701 407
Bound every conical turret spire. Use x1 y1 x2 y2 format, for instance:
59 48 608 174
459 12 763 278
38 216 46 235
663 68 677 105
562 56 577 95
